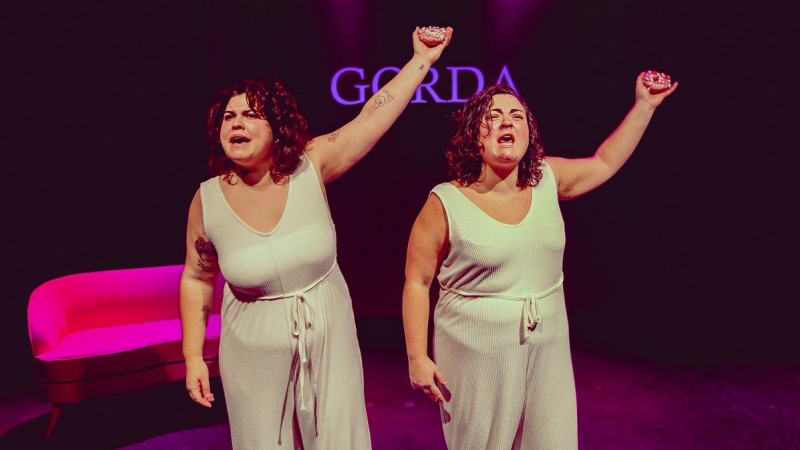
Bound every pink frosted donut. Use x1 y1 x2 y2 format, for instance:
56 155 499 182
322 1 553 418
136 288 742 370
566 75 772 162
642 70 672 94
418 26 446 46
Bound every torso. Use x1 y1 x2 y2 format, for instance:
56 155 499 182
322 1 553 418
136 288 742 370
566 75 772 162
200 154 337 296
434 162 565 295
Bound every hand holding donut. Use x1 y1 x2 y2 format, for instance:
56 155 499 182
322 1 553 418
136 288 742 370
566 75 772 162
419 26 447 46
413 26 453 66
636 70 678 108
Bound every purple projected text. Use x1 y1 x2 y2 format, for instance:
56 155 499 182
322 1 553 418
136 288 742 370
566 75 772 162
331 66 518 105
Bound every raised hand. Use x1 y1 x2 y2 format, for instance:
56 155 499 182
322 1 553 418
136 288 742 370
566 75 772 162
636 70 679 108
413 26 454 66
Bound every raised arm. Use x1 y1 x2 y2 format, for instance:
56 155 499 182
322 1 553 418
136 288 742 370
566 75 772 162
307 27 453 183
546 71 678 200
403 193 450 402
180 189 219 408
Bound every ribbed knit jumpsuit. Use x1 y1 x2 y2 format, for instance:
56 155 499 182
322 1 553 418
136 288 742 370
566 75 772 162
199 155 372 450
432 162 577 450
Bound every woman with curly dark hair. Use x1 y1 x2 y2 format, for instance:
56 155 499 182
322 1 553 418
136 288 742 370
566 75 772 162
403 73 677 449
180 27 452 449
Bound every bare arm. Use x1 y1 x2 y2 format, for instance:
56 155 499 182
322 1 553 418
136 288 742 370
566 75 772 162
547 72 679 200
308 27 453 183
180 189 219 408
403 193 449 402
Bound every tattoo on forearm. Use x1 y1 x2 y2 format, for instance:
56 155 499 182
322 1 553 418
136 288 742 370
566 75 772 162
201 305 210 327
372 90 395 110
327 129 342 143
418 64 425 70
195 237 218 272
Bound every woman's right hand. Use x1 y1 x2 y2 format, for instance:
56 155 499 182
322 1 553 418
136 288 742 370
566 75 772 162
186 357 214 408
409 355 447 403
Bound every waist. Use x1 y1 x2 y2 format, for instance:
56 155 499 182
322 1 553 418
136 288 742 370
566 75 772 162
439 273 564 302
227 263 338 302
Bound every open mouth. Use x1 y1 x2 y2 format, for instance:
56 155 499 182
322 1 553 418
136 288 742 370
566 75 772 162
230 135 250 145
498 133 515 144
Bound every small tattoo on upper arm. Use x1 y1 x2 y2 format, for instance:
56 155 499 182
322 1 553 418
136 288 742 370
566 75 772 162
201 305 210 327
305 137 315 151
195 237 219 272
372 90 395 110
418 64 425 70
327 129 342 143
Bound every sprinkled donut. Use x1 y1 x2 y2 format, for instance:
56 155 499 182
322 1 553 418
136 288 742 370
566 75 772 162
642 70 672 94
419 26 446 46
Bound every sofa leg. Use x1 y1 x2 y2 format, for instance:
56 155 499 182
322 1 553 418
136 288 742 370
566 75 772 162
44 405 62 439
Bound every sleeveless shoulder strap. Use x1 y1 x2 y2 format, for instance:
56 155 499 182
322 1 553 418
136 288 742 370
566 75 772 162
430 182 466 218
198 177 225 238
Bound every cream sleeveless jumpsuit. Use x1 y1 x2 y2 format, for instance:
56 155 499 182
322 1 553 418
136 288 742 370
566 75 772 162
432 162 577 450
199 155 372 450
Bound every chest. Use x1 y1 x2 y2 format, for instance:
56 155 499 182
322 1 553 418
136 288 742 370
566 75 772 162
457 187 532 225
220 182 289 234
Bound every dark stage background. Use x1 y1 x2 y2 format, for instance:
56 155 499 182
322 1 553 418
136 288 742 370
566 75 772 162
3 0 796 394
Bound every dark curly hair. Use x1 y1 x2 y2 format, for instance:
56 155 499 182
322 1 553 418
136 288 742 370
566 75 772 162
205 79 310 183
445 83 545 188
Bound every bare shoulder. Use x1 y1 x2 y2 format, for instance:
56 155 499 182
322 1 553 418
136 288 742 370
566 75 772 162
186 188 209 245
422 190 445 214
543 156 567 179
304 136 320 157
304 134 339 182
414 192 448 236
187 188 203 221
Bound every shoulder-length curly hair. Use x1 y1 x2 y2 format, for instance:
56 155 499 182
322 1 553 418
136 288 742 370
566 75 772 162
205 79 310 184
445 83 545 188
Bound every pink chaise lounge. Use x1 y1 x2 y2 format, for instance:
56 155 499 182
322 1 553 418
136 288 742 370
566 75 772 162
27 264 223 438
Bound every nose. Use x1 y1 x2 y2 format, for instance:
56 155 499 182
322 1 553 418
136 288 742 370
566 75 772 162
230 115 244 130
499 115 512 128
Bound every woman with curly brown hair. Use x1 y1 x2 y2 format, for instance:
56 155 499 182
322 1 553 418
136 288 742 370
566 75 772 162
180 27 452 449
403 73 677 449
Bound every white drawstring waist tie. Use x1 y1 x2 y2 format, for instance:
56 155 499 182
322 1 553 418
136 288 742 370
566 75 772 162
440 274 564 342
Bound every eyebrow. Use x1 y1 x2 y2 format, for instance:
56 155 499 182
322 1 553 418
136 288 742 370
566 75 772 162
224 108 255 114
488 108 525 114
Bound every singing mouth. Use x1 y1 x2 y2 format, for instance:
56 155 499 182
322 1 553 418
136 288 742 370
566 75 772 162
498 133 515 144
230 135 251 144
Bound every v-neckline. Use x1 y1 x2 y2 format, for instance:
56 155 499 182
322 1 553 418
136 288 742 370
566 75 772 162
449 184 534 227
216 174 292 236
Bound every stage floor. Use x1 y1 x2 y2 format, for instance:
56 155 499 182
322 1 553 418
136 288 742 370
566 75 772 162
2 336 799 449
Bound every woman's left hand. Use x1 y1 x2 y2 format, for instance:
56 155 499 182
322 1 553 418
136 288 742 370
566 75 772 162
413 26 454 66
635 70 679 108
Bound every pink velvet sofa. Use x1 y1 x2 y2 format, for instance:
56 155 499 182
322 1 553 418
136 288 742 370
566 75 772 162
27 264 223 438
